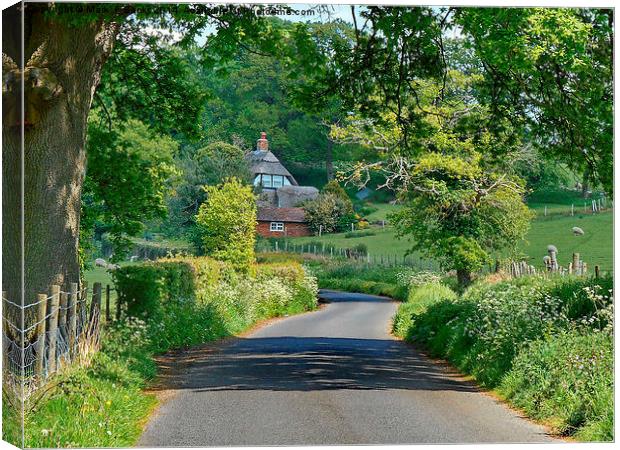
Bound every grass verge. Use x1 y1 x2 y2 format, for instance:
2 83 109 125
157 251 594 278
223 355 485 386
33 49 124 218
393 274 613 441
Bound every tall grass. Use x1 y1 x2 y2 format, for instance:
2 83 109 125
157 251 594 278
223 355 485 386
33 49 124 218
393 274 613 441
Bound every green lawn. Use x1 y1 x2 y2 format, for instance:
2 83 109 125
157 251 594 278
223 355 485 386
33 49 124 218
520 212 613 272
363 203 403 222
286 210 613 272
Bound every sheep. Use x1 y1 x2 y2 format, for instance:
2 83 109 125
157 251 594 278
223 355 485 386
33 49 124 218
95 258 107 267
106 263 120 271
572 227 584 236
130 255 139 262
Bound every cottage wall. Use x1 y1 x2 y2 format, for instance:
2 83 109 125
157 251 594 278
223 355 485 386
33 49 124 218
256 221 312 238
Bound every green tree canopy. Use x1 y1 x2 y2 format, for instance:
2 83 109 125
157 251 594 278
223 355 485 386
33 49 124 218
82 118 179 263
391 152 533 287
195 177 257 271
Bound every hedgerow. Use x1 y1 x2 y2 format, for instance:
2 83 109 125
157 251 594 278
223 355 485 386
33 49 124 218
10 256 318 447
393 274 613 441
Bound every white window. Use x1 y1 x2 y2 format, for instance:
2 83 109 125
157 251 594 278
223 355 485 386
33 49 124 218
272 175 283 188
270 222 285 232
253 175 262 186
262 174 272 188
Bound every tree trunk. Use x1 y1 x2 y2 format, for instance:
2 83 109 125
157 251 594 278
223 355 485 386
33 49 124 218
325 138 334 181
2 4 118 303
456 268 472 288
581 167 590 198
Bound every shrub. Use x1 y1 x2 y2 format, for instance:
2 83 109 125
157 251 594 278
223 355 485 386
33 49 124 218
395 274 614 440
195 177 256 271
344 230 376 238
114 256 318 324
303 192 355 233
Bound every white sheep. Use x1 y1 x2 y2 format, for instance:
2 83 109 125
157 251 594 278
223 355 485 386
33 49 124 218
95 258 107 267
572 227 584 236
106 263 120 271
130 255 139 262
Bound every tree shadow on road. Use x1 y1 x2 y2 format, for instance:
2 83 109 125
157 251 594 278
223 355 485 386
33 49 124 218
150 336 480 394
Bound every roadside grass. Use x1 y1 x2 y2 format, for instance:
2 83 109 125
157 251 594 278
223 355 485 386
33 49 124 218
392 274 613 441
306 260 411 300
10 256 318 448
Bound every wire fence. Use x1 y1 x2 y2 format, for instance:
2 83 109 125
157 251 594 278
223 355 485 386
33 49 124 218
257 241 442 271
2 281 118 401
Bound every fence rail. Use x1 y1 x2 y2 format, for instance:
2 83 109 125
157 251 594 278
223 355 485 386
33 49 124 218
2 281 120 400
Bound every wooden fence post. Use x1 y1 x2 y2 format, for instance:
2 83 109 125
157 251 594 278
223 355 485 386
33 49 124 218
69 283 78 354
90 282 102 321
572 253 580 275
47 285 61 374
81 281 89 325
595 265 600 278
105 285 111 323
58 292 68 350
35 293 48 377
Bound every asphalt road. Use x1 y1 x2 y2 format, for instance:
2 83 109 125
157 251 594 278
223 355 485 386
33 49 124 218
138 290 554 446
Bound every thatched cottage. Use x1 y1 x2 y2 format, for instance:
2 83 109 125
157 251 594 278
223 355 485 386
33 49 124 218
247 132 318 237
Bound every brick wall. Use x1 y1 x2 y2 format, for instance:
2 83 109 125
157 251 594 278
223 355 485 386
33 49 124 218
257 221 312 238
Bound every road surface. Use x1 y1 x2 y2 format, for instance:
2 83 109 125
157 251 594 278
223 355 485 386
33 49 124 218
138 290 554 446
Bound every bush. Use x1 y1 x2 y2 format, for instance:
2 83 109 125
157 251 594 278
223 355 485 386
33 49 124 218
114 256 318 324
394 274 613 440
195 178 256 271
303 191 355 234
344 230 376 238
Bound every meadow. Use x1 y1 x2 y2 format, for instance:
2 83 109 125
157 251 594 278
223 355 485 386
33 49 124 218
287 196 613 272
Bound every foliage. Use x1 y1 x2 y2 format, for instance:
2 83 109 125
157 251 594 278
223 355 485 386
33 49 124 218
456 8 613 195
195 178 256 271
302 192 355 234
164 141 251 242
15 254 317 447
390 152 534 285
81 118 179 263
393 274 613 440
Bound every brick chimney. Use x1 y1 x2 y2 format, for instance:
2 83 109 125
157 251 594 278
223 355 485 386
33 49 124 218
257 132 268 151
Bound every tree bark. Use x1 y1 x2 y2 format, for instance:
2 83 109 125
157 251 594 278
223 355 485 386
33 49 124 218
2 3 119 302
581 166 590 198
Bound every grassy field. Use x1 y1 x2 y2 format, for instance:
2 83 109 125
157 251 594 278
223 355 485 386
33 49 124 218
288 204 613 272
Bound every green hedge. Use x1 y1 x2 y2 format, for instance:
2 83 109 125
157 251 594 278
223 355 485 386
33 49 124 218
393 274 613 441
114 257 225 318
11 256 319 448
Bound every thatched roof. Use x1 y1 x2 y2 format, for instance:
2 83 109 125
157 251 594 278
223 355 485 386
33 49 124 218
277 185 319 208
246 150 298 185
257 207 306 223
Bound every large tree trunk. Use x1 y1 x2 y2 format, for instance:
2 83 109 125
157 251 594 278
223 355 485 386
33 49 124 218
2 3 118 303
